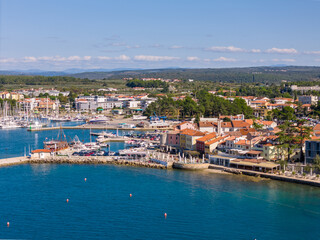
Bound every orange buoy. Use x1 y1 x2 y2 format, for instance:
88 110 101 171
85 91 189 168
164 213 167 218
129 193 132 197
7 222 9 227
84 178 87 182
66 198 69 203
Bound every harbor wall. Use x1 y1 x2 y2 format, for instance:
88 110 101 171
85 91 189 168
1 156 320 187
209 164 320 187
172 162 210 170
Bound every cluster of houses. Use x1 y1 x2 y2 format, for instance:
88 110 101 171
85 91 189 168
211 95 319 118
15 88 69 97
0 91 24 101
161 114 320 172
18 98 60 113
123 77 182 83
75 94 157 113
0 89 70 102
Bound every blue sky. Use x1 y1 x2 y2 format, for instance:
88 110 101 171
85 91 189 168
1 0 320 70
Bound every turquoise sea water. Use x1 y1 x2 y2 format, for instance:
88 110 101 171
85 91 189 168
0 127 320 239
0 164 319 239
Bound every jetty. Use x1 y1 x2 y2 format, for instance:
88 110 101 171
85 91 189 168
0 156 29 167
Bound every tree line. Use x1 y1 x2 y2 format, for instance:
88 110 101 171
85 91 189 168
144 90 253 119
126 79 168 89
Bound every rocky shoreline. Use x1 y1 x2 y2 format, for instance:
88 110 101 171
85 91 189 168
27 157 167 169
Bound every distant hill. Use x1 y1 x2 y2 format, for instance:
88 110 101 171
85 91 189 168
0 68 143 76
1 66 320 84
67 66 320 83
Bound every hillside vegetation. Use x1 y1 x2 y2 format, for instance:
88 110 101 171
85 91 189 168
68 66 320 83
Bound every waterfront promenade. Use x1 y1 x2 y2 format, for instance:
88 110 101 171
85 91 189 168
2 155 320 187
27 124 173 132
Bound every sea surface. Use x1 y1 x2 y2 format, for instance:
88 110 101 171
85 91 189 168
0 126 320 239
0 123 137 158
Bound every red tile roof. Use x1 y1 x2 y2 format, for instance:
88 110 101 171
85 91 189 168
180 129 205 137
196 132 217 142
231 120 250 128
32 149 51 153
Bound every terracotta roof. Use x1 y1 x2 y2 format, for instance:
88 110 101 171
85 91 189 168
228 131 242 136
180 129 205 137
196 132 217 142
251 100 267 104
244 119 254 125
232 120 250 128
205 136 228 145
199 121 215 127
221 122 232 128
235 140 249 145
310 136 320 140
240 128 256 135
226 136 236 141
314 124 320 131
264 143 273 146
302 104 311 107
246 150 262 155
32 149 51 153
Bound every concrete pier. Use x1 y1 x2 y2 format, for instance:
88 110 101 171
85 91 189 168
0 156 28 167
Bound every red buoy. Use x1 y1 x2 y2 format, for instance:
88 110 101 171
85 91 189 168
7 222 9 227
164 213 167 219
84 178 87 182
66 199 69 203
130 193 132 197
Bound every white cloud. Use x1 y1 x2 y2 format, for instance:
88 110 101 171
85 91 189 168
23 56 37 62
304 51 320 55
250 49 261 53
133 55 179 61
272 58 296 62
265 48 298 54
213 57 237 62
206 46 246 52
0 58 16 63
68 56 84 61
115 55 130 61
186 56 200 61
169 45 183 49
83 56 92 61
97 56 112 60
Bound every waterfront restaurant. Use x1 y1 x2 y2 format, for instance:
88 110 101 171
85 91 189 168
209 155 279 172
229 159 279 172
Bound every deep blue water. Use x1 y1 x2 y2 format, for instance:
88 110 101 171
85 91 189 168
0 126 320 239
0 164 319 239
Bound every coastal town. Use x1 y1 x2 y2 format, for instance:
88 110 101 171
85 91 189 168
1 80 320 187
2 1 320 238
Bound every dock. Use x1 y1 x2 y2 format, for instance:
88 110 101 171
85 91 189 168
27 125 173 132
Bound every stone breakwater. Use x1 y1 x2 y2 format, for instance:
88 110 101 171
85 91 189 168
27 156 167 169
